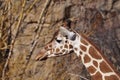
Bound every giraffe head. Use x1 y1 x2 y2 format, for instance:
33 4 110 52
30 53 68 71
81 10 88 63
35 26 79 60
35 26 120 80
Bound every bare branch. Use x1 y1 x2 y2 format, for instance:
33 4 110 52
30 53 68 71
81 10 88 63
26 0 52 62
2 0 26 80
25 0 38 15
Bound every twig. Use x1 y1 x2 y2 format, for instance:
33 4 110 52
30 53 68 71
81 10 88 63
0 40 8 50
20 0 52 79
26 0 52 62
23 0 39 20
2 0 26 80
25 0 38 15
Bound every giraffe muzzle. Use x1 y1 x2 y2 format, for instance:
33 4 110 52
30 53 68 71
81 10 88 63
35 53 48 61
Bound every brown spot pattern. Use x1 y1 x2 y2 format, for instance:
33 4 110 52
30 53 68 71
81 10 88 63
80 38 88 45
80 45 87 52
56 48 60 53
84 54 91 63
100 61 112 73
105 75 119 80
62 49 65 53
92 72 102 80
87 66 96 74
74 48 78 51
49 44 52 48
89 46 102 59
93 60 98 68
69 44 73 49
79 51 82 54
64 44 68 48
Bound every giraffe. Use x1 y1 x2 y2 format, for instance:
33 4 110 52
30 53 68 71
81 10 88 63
35 26 120 80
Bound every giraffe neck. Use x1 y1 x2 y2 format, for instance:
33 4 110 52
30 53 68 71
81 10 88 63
73 33 120 80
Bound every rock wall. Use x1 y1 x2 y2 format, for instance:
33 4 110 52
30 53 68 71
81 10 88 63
0 0 120 80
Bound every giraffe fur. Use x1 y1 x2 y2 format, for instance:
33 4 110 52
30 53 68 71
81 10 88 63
35 26 120 80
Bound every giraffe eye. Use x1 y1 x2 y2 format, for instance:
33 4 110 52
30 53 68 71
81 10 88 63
56 40 62 43
55 39 62 43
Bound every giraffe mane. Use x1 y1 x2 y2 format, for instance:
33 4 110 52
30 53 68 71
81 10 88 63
80 33 120 77
36 25 120 79
60 26 120 77
52 27 120 76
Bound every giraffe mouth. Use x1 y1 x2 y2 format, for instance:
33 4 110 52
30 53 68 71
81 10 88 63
54 52 63 55
36 53 62 61
35 54 48 61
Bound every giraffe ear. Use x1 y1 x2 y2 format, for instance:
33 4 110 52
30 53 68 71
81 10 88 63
59 26 70 37
71 34 76 40
59 26 76 40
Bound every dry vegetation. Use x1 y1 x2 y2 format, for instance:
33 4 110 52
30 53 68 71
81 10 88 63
0 0 120 80
0 0 48 79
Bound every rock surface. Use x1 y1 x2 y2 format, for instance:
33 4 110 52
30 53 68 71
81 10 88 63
0 0 120 80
